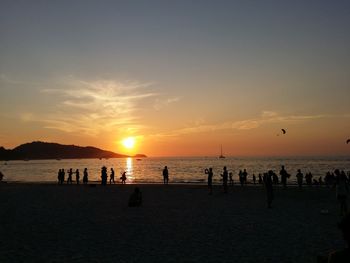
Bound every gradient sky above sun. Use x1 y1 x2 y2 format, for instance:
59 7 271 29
1 0 350 156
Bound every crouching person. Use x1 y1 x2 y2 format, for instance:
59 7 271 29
128 187 142 207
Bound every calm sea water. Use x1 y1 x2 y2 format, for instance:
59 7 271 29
0 156 349 184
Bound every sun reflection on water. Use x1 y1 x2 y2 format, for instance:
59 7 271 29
126 157 133 183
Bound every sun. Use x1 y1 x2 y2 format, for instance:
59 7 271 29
122 137 135 149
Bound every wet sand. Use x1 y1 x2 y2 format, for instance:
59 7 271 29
0 183 346 262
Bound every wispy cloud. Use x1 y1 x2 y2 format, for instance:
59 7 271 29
0 73 39 85
28 77 158 136
153 97 181 110
150 111 334 139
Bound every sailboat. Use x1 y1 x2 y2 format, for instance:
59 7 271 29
219 145 225 159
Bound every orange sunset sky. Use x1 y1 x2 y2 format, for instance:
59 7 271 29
1 1 350 156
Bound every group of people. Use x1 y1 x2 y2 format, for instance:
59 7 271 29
57 168 89 184
100 166 127 185
57 167 128 185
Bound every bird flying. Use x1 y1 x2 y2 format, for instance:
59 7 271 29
281 129 286 134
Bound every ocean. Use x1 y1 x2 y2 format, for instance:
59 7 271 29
1 156 349 184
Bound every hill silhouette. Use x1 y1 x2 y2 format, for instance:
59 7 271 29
0 141 147 160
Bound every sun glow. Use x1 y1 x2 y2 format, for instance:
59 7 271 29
122 137 135 149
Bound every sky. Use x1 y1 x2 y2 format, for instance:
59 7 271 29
1 0 350 156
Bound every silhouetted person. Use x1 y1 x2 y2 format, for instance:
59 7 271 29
305 172 313 186
318 176 323 186
83 168 88 184
229 172 233 186
205 168 213 195
252 174 256 185
101 166 108 185
239 170 244 186
242 169 248 184
328 213 350 262
75 169 80 184
67 168 73 184
110 168 115 184
273 173 279 185
57 169 61 184
296 169 303 189
221 166 228 193
258 174 263 184
263 171 274 208
335 169 349 216
57 169 64 184
163 166 169 185
120 171 127 184
128 187 142 207
61 169 65 184
280 165 289 189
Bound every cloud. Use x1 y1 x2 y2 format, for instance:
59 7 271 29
150 111 333 139
0 74 39 85
153 97 180 111
30 77 157 136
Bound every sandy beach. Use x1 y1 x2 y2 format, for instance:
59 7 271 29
0 183 346 262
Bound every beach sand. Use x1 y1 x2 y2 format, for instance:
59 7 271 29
0 183 346 262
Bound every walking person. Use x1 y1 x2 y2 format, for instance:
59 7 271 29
205 168 214 195
110 168 115 184
120 171 127 184
221 166 228 193
67 168 73 184
162 166 169 185
229 172 234 186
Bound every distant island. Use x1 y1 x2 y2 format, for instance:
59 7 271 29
0 141 147 160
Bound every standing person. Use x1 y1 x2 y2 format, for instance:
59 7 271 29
242 169 248 184
110 168 115 184
239 170 244 186
221 166 228 193
252 174 256 185
75 169 80 185
101 166 108 185
296 169 303 189
61 169 65 184
205 168 214 195
120 171 127 184
83 168 88 184
258 174 263 184
263 171 274 208
67 168 73 184
305 172 313 186
162 166 169 185
328 213 350 262
280 165 289 189
57 169 61 184
335 169 349 216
